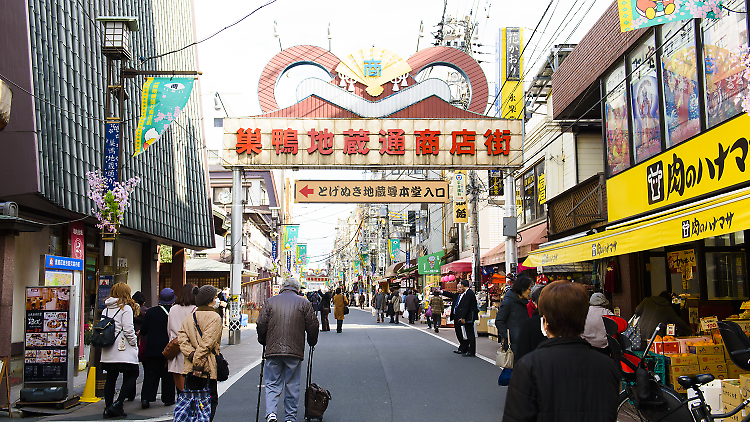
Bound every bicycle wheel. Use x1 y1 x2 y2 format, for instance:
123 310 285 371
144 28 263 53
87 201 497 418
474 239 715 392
616 388 696 422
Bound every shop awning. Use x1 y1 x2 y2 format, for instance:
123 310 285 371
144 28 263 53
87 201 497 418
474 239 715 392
481 223 548 266
524 188 750 267
441 256 472 273
242 276 271 287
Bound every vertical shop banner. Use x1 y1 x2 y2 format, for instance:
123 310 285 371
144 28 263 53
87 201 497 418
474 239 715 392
271 241 278 261
296 244 307 267
104 123 120 191
133 77 194 156
488 170 504 197
501 27 523 119
618 0 720 33
454 170 468 223
70 222 84 260
283 225 300 251
537 171 546 204
389 239 400 262
24 287 70 382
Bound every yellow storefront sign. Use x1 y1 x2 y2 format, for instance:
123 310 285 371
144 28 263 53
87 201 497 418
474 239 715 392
524 188 750 267
608 114 750 222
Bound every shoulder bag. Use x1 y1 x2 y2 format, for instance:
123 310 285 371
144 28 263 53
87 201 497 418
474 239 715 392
623 315 642 351
192 313 230 381
495 329 514 369
162 307 182 359
91 309 121 348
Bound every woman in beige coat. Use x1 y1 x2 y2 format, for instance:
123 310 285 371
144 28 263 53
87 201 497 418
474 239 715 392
178 285 222 421
167 283 196 392
332 287 348 333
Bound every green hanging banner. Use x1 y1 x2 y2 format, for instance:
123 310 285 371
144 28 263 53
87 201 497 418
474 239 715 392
134 77 194 156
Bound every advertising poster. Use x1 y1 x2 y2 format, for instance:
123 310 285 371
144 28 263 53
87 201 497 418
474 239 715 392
661 21 700 148
605 65 631 175
630 37 662 164
24 287 70 382
618 0 721 33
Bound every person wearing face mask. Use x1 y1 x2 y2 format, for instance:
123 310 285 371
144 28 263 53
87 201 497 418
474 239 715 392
502 281 620 422
495 276 532 360
178 285 223 421
437 279 479 357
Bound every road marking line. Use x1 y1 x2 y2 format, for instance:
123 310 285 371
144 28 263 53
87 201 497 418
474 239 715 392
218 357 262 397
50 415 174 422
397 320 496 365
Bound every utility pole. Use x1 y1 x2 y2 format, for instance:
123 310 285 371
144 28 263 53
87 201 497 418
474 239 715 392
504 169 517 276
469 170 480 290
229 168 242 345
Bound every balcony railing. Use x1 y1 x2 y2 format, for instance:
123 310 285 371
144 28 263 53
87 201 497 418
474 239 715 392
547 173 606 236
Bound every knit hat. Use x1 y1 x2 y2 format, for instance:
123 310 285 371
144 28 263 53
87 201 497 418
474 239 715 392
158 288 176 305
590 292 609 306
193 285 218 307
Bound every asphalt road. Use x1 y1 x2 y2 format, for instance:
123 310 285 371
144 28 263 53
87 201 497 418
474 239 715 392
215 308 507 422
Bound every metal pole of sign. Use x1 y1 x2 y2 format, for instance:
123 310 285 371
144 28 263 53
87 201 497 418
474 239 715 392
229 168 243 345
469 170 481 290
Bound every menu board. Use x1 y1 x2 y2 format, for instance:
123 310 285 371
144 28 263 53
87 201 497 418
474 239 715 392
24 287 70 382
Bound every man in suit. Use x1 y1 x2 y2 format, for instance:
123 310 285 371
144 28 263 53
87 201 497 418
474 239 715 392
439 280 478 356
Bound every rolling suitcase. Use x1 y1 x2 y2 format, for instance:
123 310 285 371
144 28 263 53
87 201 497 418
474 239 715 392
304 346 331 422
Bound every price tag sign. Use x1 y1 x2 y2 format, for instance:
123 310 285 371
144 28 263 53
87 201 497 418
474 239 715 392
700 316 719 331
666 324 675 336
614 307 621 317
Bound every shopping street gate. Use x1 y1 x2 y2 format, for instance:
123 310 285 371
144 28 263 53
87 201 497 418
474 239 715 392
295 180 449 203
221 118 522 170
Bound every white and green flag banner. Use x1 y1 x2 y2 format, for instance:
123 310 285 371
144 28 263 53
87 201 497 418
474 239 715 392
134 77 194 156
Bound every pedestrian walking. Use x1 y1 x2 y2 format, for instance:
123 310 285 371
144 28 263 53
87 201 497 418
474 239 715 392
178 285 223 421
582 292 614 353
429 290 444 333
374 288 386 323
101 282 140 418
514 284 546 363
359 292 365 309
319 290 332 332
495 276 532 358
168 283 197 393
502 281 620 422
333 288 349 333
218 287 229 327
405 290 419 324
438 280 478 356
389 290 401 324
139 288 176 408
256 277 319 422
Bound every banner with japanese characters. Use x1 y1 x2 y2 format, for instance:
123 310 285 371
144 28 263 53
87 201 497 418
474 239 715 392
608 113 750 222
501 27 523 119
454 170 468 223
134 77 194 156
389 239 400 263
618 0 721 33
295 180 449 203
223 118 522 169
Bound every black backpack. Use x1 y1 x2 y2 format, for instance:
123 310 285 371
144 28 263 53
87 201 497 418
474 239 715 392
91 309 120 347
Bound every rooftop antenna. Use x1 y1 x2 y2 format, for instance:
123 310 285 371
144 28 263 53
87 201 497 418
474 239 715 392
416 20 424 53
273 20 282 52
327 23 332 51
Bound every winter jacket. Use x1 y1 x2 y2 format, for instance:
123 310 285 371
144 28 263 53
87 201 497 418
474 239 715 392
133 304 148 333
257 289 319 360
178 307 222 379
502 337 620 422
167 304 196 373
429 296 444 315
100 297 139 365
583 305 614 349
140 304 172 358
320 292 332 310
405 294 420 312
374 292 386 310
634 296 692 345
390 293 401 313
333 293 349 320
514 309 546 363
441 289 478 322
495 291 529 353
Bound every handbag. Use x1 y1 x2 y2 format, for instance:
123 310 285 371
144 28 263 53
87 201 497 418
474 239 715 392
192 314 230 382
163 337 181 359
495 329 514 369
173 385 211 422
425 306 432 318
623 315 642 351
343 305 349 315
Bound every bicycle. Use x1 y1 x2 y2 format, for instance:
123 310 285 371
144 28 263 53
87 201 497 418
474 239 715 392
607 320 750 421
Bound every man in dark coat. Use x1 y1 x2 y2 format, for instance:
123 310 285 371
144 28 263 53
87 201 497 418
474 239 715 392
373 288 386 323
319 289 332 332
634 291 692 348
404 290 420 324
139 288 176 408
439 280 478 356
502 281 620 422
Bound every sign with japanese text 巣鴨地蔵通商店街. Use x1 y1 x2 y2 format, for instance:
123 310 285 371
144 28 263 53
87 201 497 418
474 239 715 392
221 118 522 170
294 180 449 203
607 114 750 222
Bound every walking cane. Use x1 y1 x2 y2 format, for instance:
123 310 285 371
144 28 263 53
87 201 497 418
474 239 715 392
256 345 266 422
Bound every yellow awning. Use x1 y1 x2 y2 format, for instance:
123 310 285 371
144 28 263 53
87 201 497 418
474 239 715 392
524 188 750 267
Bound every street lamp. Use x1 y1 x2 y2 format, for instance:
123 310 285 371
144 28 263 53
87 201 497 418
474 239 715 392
96 16 139 60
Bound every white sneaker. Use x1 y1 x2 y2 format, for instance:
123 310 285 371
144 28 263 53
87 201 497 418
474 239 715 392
266 414 277 422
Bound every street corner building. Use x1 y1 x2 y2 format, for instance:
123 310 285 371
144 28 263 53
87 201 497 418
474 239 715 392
0 0 215 396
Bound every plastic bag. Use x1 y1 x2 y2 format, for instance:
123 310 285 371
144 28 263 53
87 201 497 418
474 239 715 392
403 310 409 320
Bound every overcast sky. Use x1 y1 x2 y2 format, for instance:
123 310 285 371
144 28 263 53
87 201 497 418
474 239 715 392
192 0 611 263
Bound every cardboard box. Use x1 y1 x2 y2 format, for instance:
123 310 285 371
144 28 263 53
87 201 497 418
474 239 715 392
689 344 725 355
714 371 729 380
671 364 700 376
670 372 695 393
728 363 750 379
697 354 727 365
740 374 750 398
722 379 743 408
678 336 713 353
666 354 699 366
700 363 728 374
651 341 680 354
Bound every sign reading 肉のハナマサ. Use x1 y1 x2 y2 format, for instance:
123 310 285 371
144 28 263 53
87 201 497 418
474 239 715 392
607 114 750 222
222 118 521 169
295 180 449 203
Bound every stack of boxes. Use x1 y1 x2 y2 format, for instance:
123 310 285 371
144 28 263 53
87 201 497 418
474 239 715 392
665 353 699 394
690 343 728 381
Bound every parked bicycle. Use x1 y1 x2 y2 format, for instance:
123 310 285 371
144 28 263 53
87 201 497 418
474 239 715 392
605 318 750 421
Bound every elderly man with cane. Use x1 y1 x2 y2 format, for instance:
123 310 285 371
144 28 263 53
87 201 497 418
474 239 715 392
256 277 319 422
